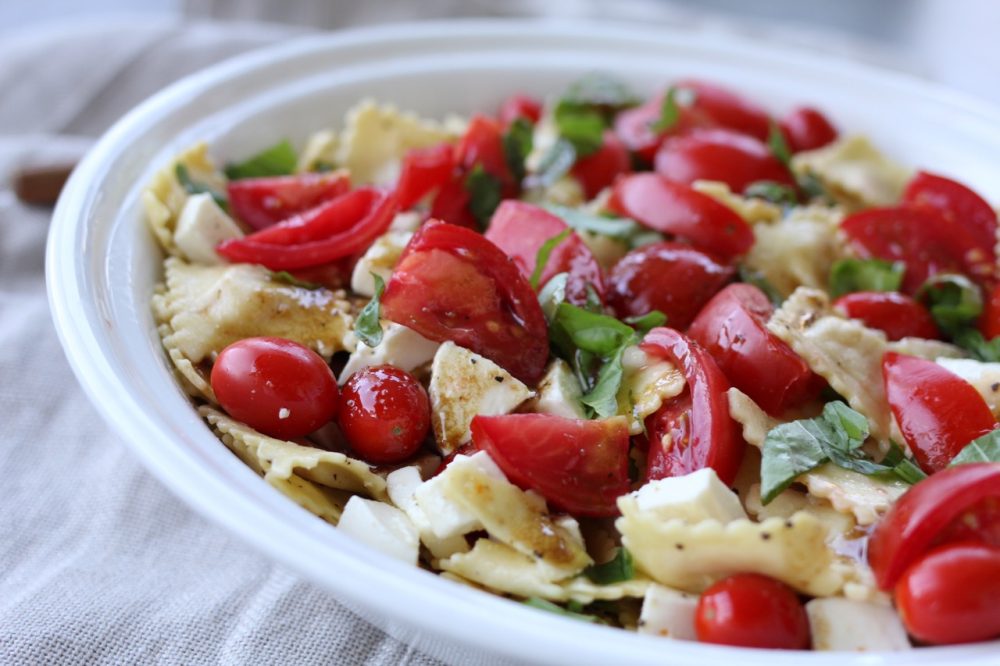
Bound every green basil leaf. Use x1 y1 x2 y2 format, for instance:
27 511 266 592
822 447 892 476
503 117 534 183
624 310 667 334
737 265 783 306
464 164 503 230
538 272 570 322
224 140 297 180
553 303 635 356
821 401 869 451
584 548 635 585
543 204 641 240
553 101 605 156
767 121 792 170
523 597 604 624
355 273 386 348
760 419 832 504
531 138 577 189
744 180 798 206
175 164 228 211
584 284 604 314
531 229 572 290
650 86 680 133
892 458 928 484
796 171 829 201
581 343 628 418
629 230 666 249
916 274 983 337
828 258 906 297
953 329 1000 362
270 270 323 290
950 429 1000 465
562 73 639 112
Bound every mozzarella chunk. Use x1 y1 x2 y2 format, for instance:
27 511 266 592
618 346 685 434
338 322 440 383
349 230 413 297
637 584 698 640
338 496 420 565
428 342 534 455
413 452 506 541
624 468 747 524
386 466 469 560
936 357 1000 417
173 193 244 265
806 598 911 651
526 359 586 419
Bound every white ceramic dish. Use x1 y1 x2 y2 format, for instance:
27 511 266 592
47 19 1000 665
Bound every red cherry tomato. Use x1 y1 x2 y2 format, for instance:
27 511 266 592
570 130 632 200
498 94 543 127
395 143 455 210
470 414 630 517
981 283 1000 340
456 114 515 189
227 172 351 231
895 542 1000 645
338 365 430 464
608 173 754 259
654 129 795 193
607 242 735 330
484 200 606 305
382 221 548 385
868 463 1000 589
641 327 745 485
833 291 940 341
778 106 838 153
673 79 772 141
688 284 822 416
613 92 705 164
429 175 477 230
694 574 810 649
882 352 996 474
210 337 339 439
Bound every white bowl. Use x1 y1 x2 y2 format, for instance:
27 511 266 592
47 19 1000 665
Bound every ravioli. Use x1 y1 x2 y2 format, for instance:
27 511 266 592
791 135 911 210
692 180 782 225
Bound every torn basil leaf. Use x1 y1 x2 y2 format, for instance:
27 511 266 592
553 101 605 156
950 429 1000 465
355 273 386 348
916 274 983 337
738 265 783 306
585 547 635 585
953 329 1000 362
767 121 792 169
562 73 639 114
650 86 680 133
270 271 323 290
543 204 641 240
744 180 798 206
554 303 635 356
530 229 572 290
531 139 577 189
224 139 297 180
538 272 570 322
503 117 534 183
175 164 228 211
822 400 869 450
828 258 905 297
624 310 667 334
523 597 604 624
464 164 503 229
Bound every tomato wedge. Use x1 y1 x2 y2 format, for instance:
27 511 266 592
395 143 455 211
672 79 772 141
226 171 351 230
882 352 997 474
608 173 754 259
640 327 744 485
613 92 704 164
869 463 1000 589
833 291 940 341
456 114 514 188
779 106 838 153
571 130 631 200
982 283 1000 340
484 200 606 305
498 94 542 127
382 221 548 385
654 129 795 193
688 284 822 416
471 413 630 517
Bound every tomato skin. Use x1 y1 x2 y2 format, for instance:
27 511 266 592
654 129 795 193
613 93 704 164
470 414 630 517
395 143 455 211
608 173 754 259
640 327 745 485
210 337 339 440
607 242 735 330
882 352 996 474
982 283 1000 340
382 221 549 385
694 574 810 649
868 462 1000 589
338 365 430 464
227 172 351 231
456 114 514 188
673 79 772 141
779 106 838 153
833 292 940 341
429 175 478 230
498 94 542 127
571 130 631 200
895 542 1000 645
688 284 822 416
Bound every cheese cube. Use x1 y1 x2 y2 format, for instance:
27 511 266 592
386 466 469 559
337 496 420 565
806 598 911 651
350 230 413 297
630 468 747 524
174 193 244 265
527 359 586 419
413 451 506 540
338 322 440 383
638 584 698 640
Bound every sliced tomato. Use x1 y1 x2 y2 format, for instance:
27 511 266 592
640 327 744 485
982 283 1000 340
395 143 455 211
608 173 753 259
613 92 705 164
456 114 513 188
672 79 772 141
688 284 822 416
654 128 795 193
471 413 630 517
429 175 477 230
571 130 631 200
882 352 997 474
484 200 605 305
607 242 735 330
381 220 548 385
498 94 543 127
226 171 351 230
833 291 940 341
778 106 838 153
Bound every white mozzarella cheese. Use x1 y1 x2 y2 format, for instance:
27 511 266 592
338 322 440 384
629 468 747 524
337 496 420 565
527 359 586 419
413 452 506 540
806 598 911 651
173 193 244 265
637 584 698 640
428 342 534 455
386 466 469 560
349 230 413 297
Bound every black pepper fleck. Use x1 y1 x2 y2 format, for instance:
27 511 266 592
675 543 684 551
761 532 771 541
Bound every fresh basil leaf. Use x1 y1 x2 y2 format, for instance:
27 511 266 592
355 273 386 348
175 164 228 211
270 270 323 290
464 164 503 229
828 258 906 297
822 401 869 450
796 171 829 200
953 329 1000 362
761 419 832 504
738 265 783 306
531 229 572 290
543 204 641 240
625 310 667 334
950 429 1000 465
916 274 983 337
562 73 639 112
553 101 605 157
822 447 893 476
767 121 792 170
744 180 798 206
650 86 680 133
581 343 628 418
224 140 297 180
538 272 570 322
584 284 604 314
629 230 666 249
554 303 635 356
531 138 577 189
585 548 635 585
503 117 534 183
892 458 928 484
523 597 604 624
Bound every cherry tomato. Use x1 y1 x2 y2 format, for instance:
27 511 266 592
484 200 606 305
470 414 630 517
210 337 339 439
608 173 754 259
498 94 543 127
456 114 515 190
833 291 940 341
654 129 795 193
672 79 772 141
429 175 477 230
934 496 1000 547
694 574 810 649
895 542 1000 645
571 130 631 200
778 106 838 153
882 352 996 474
641 327 745 485
982 283 1000 340
688 284 822 416
607 242 735 330
382 221 549 385
613 92 705 164
227 171 351 231
395 143 455 210
338 365 430 464
868 463 1000 589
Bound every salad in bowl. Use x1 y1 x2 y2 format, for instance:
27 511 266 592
142 73 1000 652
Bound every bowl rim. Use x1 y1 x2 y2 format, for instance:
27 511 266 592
46 17 1000 665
